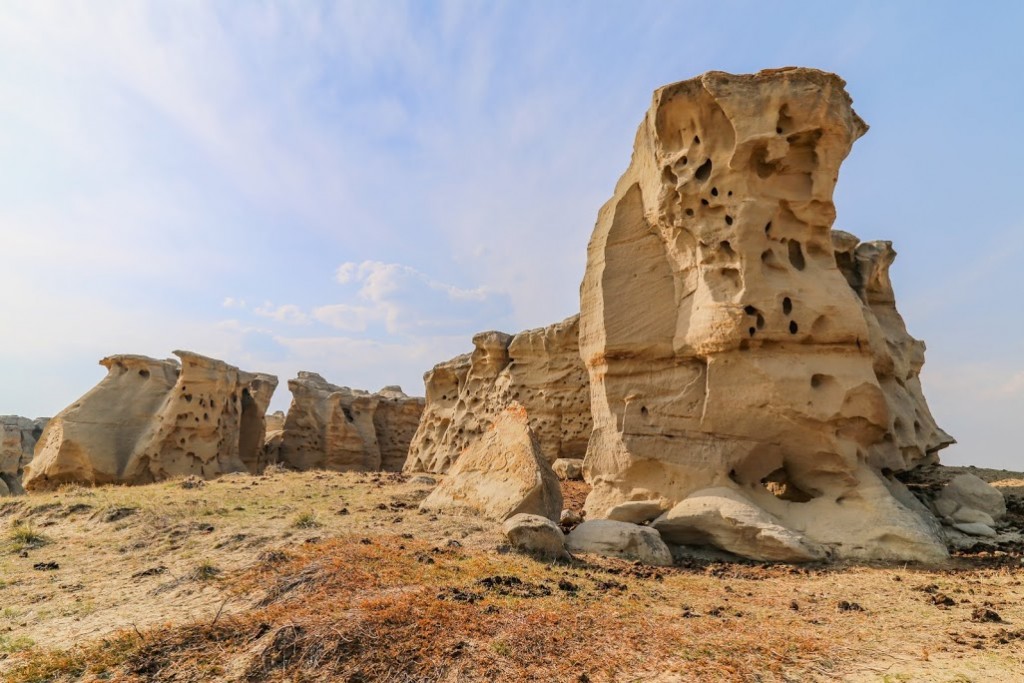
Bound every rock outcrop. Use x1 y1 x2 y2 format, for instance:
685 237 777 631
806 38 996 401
277 373 424 472
420 405 563 521
0 415 49 495
578 68 951 563
23 352 277 490
404 315 591 473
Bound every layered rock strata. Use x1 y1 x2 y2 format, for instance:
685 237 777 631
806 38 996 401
23 352 277 490
404 315 591 473
277 373 424 472
0 415 49 495
578 68 952 562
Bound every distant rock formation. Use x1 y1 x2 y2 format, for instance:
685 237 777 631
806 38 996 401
277 373 424 472
23 352 277 490
578 68 952 563
0 415 49 495
404 315 591 473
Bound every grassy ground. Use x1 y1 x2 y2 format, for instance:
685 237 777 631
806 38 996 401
0 468 1022 682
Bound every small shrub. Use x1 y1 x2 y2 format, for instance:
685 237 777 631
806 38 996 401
292 512 322 529
9 521 49 552
192 561 221 581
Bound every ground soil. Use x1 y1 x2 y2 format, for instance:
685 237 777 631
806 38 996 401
1 467 1022 681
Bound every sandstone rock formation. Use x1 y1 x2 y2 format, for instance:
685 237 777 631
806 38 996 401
578 68 951 563
0 415 49 495
552 458 584 481
23 352 277 490
502 513 570 559
564 519 674 566
420 405 563 521
404 315 591 473
276 373 424 472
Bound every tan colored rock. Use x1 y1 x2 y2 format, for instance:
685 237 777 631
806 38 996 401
936 474 1006 521
652 487 826 562
502 513 569 559
404 315 591 473
552 458 584 481
277 373 424 472
564 520 674 566
1 415 48 495
23 352 277 490
419 405 563 521
577 68 949 563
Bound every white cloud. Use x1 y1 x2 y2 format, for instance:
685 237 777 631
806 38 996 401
252 303 310 325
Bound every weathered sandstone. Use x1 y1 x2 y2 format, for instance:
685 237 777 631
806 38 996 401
420 405 563 521
404 315 591 473
564 519 674 566
277 373 424 472
0 415 49 495
23 352 277 490
502 513 570 559
578 68 951 562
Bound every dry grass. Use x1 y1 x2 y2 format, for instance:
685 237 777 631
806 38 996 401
1 469 1023 682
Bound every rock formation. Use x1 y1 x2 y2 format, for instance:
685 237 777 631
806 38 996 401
404 315 591 473
420 405 563 521
23 352 277 490
578 68 952 563
0 415 49 495
277 373 424 472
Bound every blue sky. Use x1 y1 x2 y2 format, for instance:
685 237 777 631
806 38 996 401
1 2 1021 469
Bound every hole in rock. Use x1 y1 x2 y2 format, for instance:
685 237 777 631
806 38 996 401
342 407 354 422
764 221 772 235
776 126 783 134
748 327 756 337
744 305 757 315
701 199 709 206
725 215 733 226
685 208 694 217
810 373 832 389
681 156 688 165
694 158 713 182
787 240 806 271
727 190 733 196
693 135 700 144
662 166 677 185
719 241 736 258
138 369 150 379
789 321 799 334
756 313 765 329
783 297 793 315
761 467 816 503
640 406 649 418
711 187 719 196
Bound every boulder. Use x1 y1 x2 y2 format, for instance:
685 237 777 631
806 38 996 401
565 519 673 566
652 488 826 563
577 68 950 563
605 501 666 524
404 315 591 473
23 352 277 490
952 522 997 538
552 458 585 481
419 405 562 521
277 373 424 472
502 513 569 559
951 507 996 527
0 415 48 495
560 509 583 526
936 474 1006 521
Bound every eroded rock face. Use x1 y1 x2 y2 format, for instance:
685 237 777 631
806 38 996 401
23 352 277 490
578 68 951 563
404 315 591 473
277 373 424 472
420 405 563 521
0 416 49 495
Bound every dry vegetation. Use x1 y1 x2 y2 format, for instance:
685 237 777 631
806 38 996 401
1 468 1022 682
